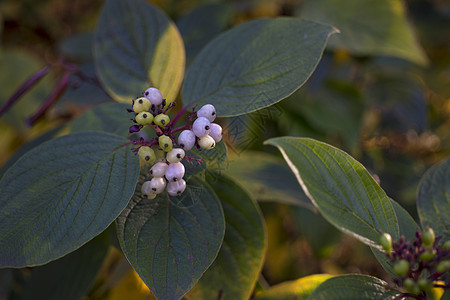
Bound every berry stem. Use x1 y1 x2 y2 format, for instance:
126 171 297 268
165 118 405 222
172 124 191 133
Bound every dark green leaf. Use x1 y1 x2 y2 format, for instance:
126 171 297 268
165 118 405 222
116 176 225 300
182 18 337 117
20 231 109 300
94 0 185 103
0 132 139 267
59 32 94 61
69 102 131 136
186 174 266 300
417 157 450 240
265 137 400 248
254 274 333 300
63 63 111 105
308 274 401 299
224 151 313 208
298 0 428 66
177 3 231 66
371 199 419 277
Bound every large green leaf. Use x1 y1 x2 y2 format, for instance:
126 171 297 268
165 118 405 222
0 132 139 267
176 3 231 66
182 18 337 117
116 175 225 300
69 102 131 137
371 199 419 277
307 274 401 299
298 0 428 66
20 231 109 300
265 137 399 248
224 151 313 208
94 0 185 103
417 157 450 240
254 274 333 300
185 174 266 300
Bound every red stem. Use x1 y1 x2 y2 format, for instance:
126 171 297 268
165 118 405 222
0 65 51 117
26 72 71 127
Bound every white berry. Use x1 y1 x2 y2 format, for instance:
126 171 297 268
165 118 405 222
167 148 185 163
178 130 196 151
167 179 186 197
209 123 222 143
165 162 185 182
197 104 216 122
141 181 157 199
150 177 166 194
144 87 163 106
150 162 168 177
198 135 216 150
192 117 211 137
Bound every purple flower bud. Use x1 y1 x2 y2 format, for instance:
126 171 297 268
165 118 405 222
129 125 142 133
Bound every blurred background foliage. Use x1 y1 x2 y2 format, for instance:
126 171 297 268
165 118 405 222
0 0 449 299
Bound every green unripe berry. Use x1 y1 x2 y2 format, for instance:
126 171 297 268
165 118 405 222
133 97 151 113
422 228 435 248
393 259 410 276
135 112 154 125
417 278 433 292
403 278 420 295
141 181 157 199
138 146 156 164
443 240 450 250
154 114 170 127
380 233 393 253
158 135 173 152
419 249 436 261
436 260 450 273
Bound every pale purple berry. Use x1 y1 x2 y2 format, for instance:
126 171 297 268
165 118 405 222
209 123 222 143
178 130 196 151
150 162 168 177
192 117 211 137
165 162 185 182
167 148 185 163
150 177 166 194
197 104 216 122
144 87 163 106
167 179 186 197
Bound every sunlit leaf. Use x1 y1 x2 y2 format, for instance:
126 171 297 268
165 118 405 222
94 0 185 103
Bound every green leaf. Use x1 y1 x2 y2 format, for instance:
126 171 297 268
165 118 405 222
254 274 333 300
182 18 337 117
185 174 266 300
265 137 400 248
20 231 109 300
69 102 131 136
0 132 139 267
94 0 185 103
177 3 231 66
417 157 450 240
224 151 313 208
308 274 401 299
298 0 428 66
371 199 419 277
116 175 225 300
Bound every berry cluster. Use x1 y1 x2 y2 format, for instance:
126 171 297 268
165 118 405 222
128 87 222 198
379 229 450 299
